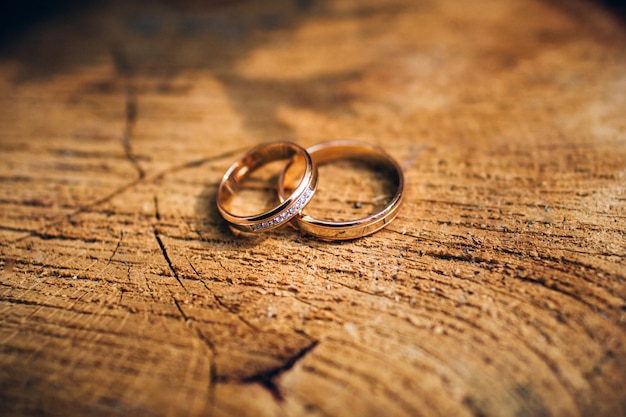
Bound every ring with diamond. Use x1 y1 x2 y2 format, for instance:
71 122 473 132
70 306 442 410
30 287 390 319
278 141 404 240
217 142 317 234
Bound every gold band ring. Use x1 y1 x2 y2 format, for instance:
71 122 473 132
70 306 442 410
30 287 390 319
217 142 317 233
278 141 404 240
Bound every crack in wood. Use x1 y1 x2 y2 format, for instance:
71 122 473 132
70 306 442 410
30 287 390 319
241 339 319 401
153 224 187 293
151 146 248 183
173 298 189 321
105 231 124 268
110 44 145 180
153 195 161 221
153 196 188 294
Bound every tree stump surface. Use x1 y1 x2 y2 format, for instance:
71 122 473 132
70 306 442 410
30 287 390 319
0 0 625 416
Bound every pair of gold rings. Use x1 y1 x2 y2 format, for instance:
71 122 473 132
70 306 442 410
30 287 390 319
216 141 404 241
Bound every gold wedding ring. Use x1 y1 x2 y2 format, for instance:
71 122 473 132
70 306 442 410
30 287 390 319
278 141 404 240
217 142 317 233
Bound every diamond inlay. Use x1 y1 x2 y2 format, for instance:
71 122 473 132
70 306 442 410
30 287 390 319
251 188 313 231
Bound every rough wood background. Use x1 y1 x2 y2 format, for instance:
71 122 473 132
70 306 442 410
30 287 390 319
1 0 625 416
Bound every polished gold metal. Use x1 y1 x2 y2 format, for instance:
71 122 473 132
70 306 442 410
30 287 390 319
217 142 317 233
278 141 404 240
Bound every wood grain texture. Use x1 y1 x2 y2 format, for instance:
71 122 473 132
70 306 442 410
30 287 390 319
0 0 625 416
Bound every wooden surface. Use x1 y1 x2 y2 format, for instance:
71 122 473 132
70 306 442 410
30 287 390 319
1 0 625 416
